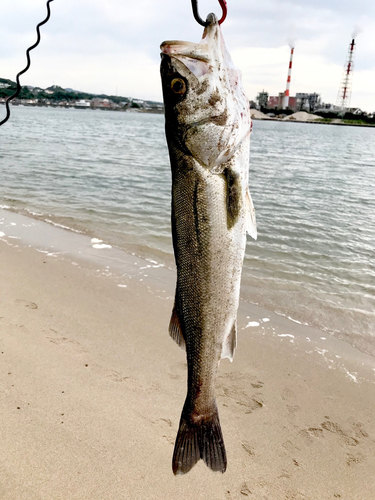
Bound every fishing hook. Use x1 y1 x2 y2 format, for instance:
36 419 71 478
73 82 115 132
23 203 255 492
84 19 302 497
0 0 54 127
191 0 227 27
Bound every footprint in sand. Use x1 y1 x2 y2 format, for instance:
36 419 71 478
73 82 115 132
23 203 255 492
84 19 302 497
106 370 130 383
321 420 359 446
15 299 38 310
46 333 87 355
217 371 264 414
301 419 369 450
281 387 296 401
286 404 300 415
346 453 364 466
242 441 255 457
282 440 301 453
240 482 252 496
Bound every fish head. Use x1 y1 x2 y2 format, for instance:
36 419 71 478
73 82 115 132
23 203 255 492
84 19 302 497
160 14 251 170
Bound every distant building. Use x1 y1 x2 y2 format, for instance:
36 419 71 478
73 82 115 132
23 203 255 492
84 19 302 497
268 95 281 108
74 99 91 109
268 93 296 110
256 90 269 109
295 93 321 112
288 96 296 110
90 98 116 109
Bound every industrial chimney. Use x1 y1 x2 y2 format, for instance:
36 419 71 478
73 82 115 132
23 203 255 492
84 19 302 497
282 47 294 109
337 38 356 110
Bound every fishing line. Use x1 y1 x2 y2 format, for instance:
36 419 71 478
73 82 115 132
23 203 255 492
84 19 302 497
0 0 54 127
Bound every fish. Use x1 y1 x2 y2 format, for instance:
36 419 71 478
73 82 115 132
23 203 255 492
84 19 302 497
160 13 257 475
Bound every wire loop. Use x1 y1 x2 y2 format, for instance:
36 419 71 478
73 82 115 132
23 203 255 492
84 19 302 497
0 0 54 126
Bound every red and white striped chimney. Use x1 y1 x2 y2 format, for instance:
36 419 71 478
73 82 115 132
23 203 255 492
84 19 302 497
283 47 294 109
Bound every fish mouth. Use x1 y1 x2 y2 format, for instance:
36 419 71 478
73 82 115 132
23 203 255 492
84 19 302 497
160 41 211 78
160 40 210 63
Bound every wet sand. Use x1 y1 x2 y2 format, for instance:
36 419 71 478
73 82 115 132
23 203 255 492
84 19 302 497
1 213 375 499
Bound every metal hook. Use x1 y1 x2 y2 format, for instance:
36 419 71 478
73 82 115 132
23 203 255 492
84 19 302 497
191 0 227 27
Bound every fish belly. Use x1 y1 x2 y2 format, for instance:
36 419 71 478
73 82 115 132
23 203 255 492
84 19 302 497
170 152 246 474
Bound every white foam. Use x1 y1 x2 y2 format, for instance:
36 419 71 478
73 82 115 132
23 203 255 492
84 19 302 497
278 334 295 338
262 318 270 322
92 243 112 249
315 347 328 357
0 231 6 237
45 219 82 233
287 316 302 324
245 321 260 328
117 284 127 288
344 369 358 383
91 238 102 244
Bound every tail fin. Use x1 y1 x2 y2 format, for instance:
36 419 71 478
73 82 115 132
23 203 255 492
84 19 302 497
172 405 227 475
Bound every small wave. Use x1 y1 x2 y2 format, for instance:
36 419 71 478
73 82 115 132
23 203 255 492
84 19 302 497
44 219 83 234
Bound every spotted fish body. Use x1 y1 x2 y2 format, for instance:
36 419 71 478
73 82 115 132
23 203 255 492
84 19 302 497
160 14 256 475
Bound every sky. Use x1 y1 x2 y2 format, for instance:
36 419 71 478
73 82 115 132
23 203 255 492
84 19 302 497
1 0 375 112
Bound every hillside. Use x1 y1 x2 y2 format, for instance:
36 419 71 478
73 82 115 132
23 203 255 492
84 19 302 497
0 78 162 109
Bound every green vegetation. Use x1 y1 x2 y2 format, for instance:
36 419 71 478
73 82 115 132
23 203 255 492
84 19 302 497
0 78 131 105
0 78 35 99
315 111 375 125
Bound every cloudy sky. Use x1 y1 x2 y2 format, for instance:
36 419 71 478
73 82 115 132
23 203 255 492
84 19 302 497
2 0 374 111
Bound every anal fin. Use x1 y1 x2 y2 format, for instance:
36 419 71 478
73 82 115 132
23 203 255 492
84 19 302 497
221 321 237 362
169 302 186 350
245 188 257 240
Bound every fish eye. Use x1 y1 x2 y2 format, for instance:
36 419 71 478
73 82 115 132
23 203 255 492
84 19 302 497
170 78 186 95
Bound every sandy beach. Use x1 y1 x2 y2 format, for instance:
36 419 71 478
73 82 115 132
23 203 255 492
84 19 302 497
1 212 375 500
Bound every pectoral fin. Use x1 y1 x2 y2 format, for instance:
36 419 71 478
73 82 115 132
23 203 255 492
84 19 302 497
245 188 257 240
225 169 242 230
169 302 186 350
221 321 237 362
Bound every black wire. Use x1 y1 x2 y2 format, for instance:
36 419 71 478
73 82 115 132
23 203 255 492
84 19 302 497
0 0 54 127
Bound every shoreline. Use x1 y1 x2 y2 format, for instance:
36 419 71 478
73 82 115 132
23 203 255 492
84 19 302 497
3 102 374 125
1 207 374 380
251 116 375 127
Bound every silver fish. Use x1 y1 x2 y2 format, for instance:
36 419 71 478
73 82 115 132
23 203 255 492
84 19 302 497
160 13 256 475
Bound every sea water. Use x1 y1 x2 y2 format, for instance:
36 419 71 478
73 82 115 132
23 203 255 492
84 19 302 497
1 106 374 356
